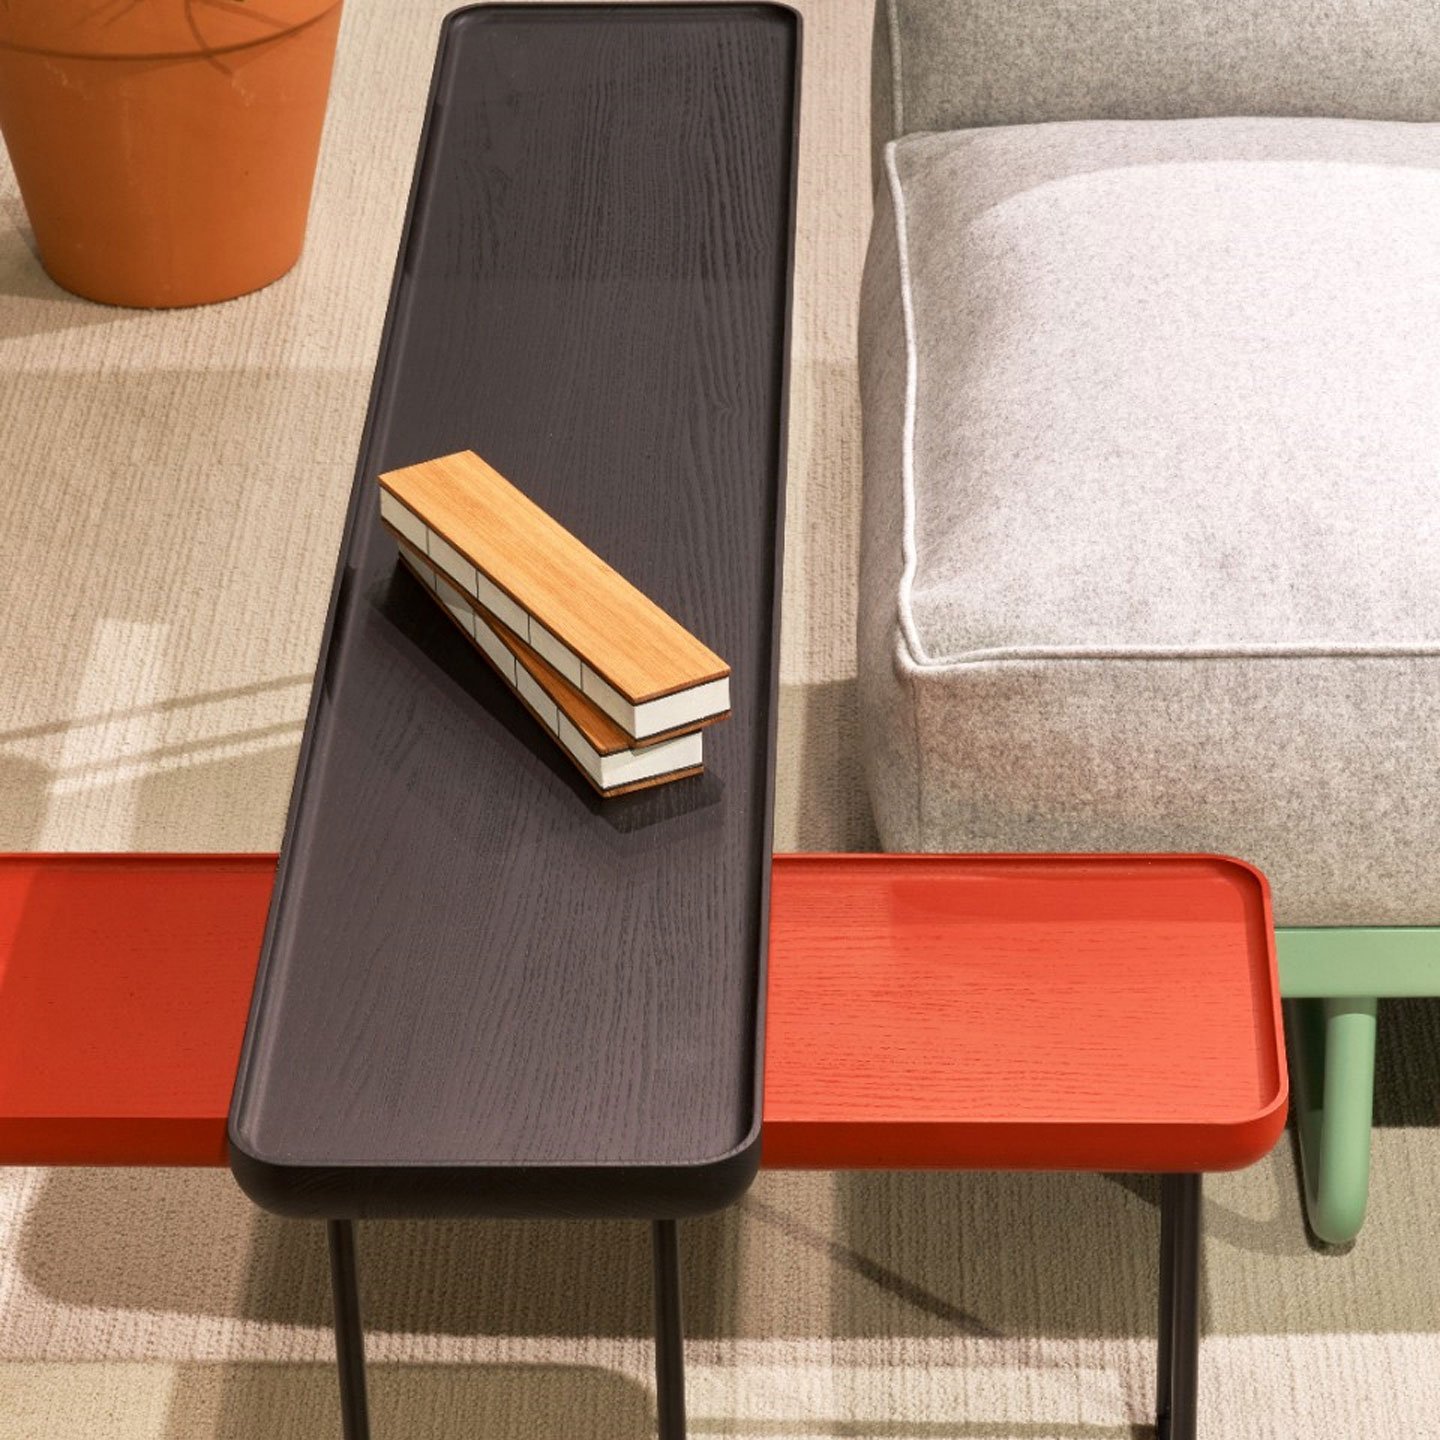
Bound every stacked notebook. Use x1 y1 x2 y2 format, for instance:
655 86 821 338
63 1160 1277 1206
378 450 730 795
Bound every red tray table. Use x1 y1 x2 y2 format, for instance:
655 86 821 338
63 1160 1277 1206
0 854 274 1166
0 850 1286 1440
764 853 1288 1440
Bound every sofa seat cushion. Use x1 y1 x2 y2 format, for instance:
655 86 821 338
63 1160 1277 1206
858 117 1440 925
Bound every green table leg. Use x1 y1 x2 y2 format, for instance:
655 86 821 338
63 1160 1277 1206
1277 926 1439 1244
1285 996 1378 1246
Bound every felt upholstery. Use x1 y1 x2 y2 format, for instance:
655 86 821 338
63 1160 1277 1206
858 118 1440 925
872 0 1440 179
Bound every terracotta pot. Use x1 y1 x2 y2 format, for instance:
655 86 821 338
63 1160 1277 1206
0 0 343 307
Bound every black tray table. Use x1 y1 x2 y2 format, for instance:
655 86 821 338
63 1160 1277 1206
227 6 799 1436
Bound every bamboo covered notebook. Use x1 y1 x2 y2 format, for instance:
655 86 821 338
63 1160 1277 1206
378 451 731 740
397 547 705 796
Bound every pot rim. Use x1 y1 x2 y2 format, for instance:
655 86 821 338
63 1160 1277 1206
0 0 342 62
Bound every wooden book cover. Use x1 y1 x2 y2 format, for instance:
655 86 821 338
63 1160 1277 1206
378 451 730 739
388 530 713 750
398 550 704 796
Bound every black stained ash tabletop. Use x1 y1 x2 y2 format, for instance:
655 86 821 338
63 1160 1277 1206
228 4 799 1220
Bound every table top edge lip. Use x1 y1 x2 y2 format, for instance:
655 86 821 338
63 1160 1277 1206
225 1121 765 1219
771 850 1279 930
761 1081 1293 1137
774 849 1270 882
441 2 801 32
0 851 279 868
226 1122 763 1176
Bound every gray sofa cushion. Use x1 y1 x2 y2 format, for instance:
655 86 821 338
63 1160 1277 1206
858 118 1440 926
874 0 1440 177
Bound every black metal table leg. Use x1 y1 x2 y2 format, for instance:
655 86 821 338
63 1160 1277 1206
652 1219 687 1440
1157 1175 1201 1440
1156 1174 1177 1434
328 1219 372 1440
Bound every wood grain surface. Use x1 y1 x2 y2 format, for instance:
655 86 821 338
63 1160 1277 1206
228 4 798 1219
762 855 1289 1174
382 451 730 702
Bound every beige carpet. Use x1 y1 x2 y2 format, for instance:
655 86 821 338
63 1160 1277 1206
2 1 1439 1435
